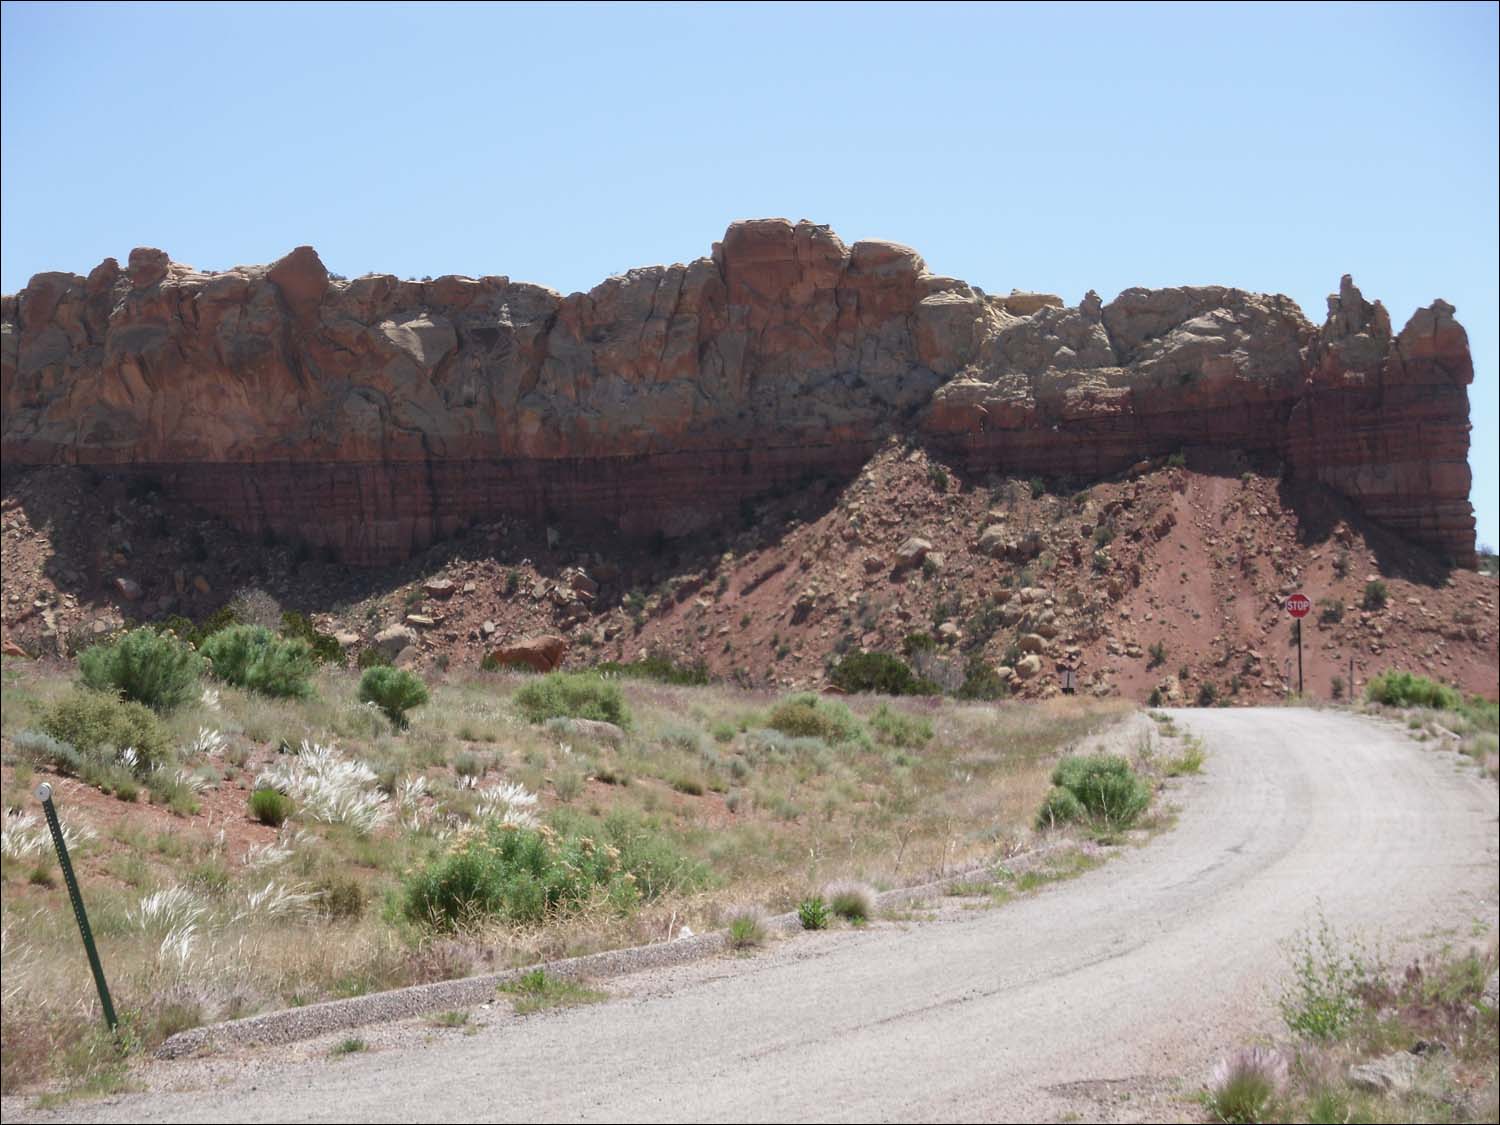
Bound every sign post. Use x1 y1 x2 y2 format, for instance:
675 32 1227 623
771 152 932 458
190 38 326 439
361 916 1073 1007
1285 592 1311 696
36 783 117 1032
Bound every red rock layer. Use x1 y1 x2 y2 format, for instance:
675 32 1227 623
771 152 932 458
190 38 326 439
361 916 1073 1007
1 224 1477 566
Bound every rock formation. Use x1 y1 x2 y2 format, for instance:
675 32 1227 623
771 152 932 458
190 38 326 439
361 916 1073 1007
0 220 1477 566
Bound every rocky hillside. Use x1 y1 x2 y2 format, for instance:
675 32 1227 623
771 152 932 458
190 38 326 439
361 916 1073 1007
3 447 1495 705
1 219 1477 567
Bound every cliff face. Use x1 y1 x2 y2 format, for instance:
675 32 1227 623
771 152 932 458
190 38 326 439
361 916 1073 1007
0 219 1476 566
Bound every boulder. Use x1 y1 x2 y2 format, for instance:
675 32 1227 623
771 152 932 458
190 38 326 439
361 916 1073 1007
1017 633 1048 654
895 537 932 569
1348 1053 1419 1096
113 577 143 601
1015 654 1043 678
486 634 568 673
373 623 418 660
422 578 456 599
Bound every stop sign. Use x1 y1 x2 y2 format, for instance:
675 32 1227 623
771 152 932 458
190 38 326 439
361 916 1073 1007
1285 593 1312 618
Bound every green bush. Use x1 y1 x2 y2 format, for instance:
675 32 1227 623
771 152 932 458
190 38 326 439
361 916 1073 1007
358 666 429 729
249 787 293 827
1045 754 1150 829
280 611 345 665
797 896 830 931
957 656 1008 701
1035 786 1085 829
161 606 239 649
40 690 173 772
1317 598 1344 625
868 704 933 749
1278 913 1372 1040
1361 579 1388 611
200 625 315 699
1364 669 1460 711
765 694 866 746
357 646 391 670
826 881 874 923
592 652 710 686
79 627 203 712
514 672 631 728
828 651 937 696
401 820 640 931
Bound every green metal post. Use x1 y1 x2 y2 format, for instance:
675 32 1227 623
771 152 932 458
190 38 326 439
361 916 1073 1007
36 782 118 1032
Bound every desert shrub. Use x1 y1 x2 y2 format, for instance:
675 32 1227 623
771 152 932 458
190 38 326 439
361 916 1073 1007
868 703 933 749
828 651 937 696
765 694 866 746
227 586 282 629
956 656 1008 701
357 646 392 670
1278 914 1373 1040
1035 786 1085 829
200 625 315 699
280 611 345 665
358 667 428 729
1316 598 1344 625
1046 754 1149 828
401 819 640 931
1206 1048 1286 1124
514 672 631 728
1146 640 1167 669
926 463 949 491
798 896 830 931
825 880 874 923
1196 681 1219 707
313 874 367 920
249 787 293 827
1364 669 1460 711
726 907 767 949
593 652 710 686
79 627 203 712
1361 579 1388 611
39 690 173 772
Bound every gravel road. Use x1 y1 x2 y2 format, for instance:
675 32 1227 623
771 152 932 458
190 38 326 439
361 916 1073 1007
10 708 1497 1123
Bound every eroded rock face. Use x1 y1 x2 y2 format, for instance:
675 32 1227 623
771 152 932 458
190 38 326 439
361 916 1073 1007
0 222 1476 565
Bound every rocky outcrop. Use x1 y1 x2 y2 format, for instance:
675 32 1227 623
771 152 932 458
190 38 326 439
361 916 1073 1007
0 221 1476 565
1285 276 1475 564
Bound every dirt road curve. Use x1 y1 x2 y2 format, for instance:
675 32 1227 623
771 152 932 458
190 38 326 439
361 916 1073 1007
15 709 1499 1124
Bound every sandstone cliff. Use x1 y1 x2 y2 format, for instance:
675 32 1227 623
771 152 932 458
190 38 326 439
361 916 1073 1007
0 220 1476 566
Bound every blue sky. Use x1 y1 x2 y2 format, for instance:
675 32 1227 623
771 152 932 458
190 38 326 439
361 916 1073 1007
3 1 1495 549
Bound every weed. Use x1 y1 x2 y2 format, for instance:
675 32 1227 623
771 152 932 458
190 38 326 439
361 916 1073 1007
498 970 606 1014
727 907 767 949
330 1036 367 1057
825 880 874 924
797 896 830 931
1278 912 1374 1041
249 787 293 827
1205 1047 1286 1123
